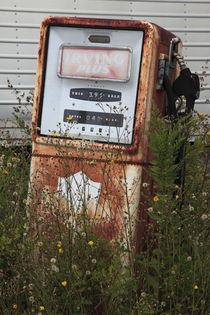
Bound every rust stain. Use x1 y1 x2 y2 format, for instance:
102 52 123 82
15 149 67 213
30 17 180 245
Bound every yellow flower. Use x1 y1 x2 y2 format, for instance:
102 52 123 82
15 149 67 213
175 195 180 199
58 248 64 254
61 281 67 287
39 305 45 311
2 169 8 175
198 112 203 117
12 304 17 309
25 202 30 206
153 196 159 202
88 241 94 246
107 152 112 158
207 131 210 136
66 116 73 120
194 285 199 290
57 241 62 248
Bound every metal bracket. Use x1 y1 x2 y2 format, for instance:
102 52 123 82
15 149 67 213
156 53 168 90
169 37 181 69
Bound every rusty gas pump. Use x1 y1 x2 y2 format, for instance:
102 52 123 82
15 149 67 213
30 17 193 249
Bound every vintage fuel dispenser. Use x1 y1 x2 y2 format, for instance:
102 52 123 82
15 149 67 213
30 17 185 249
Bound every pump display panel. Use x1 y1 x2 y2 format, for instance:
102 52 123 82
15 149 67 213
40 26 143 144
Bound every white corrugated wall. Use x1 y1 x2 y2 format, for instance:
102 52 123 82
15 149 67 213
0 0 209 139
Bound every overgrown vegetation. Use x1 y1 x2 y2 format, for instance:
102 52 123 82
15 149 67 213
0 109 209 314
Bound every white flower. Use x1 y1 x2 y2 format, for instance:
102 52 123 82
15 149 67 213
201 214 208 220
142 182 149 188
202 192 207 196
51 265 59 273
29 296 35 303
91 259 97 264
85 270 91 276
189 205 194 211
141 292 147 298
147 207 153 213
50 258 56 264
187 256 192 261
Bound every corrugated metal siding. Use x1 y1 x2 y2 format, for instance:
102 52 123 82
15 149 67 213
0 0 209 139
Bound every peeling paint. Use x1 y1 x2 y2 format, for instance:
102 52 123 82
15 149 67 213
30 17 179 248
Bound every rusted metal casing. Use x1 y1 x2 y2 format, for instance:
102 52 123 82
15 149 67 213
30 17 180 249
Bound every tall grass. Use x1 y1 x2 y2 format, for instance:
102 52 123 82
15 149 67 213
0 110 209 314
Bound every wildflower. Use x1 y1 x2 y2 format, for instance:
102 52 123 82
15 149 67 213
153 196 159 202
88 240 94 246
201 214 208 220
202 191 207 196
28 283 33 290
91 258 97 264
13 191 18 197
61 281 67 287
85 270 91 275
7 162 12 168
141 292 147 298
50 258 56 264
25 201 30 206
175 185 180 189
192 194 196 199
87 193 91 200
147 207 153 213
29 296 35 303
51 265 59 272
39 305 45 311
207 131 210 136
142 182 149 188
187 256 192 261
194 285 199 290
175 195 180 199
57 241 62 248
189 205 194 211
12 304 17 309
2 169 8 175
58 248 64 254
37 241 43 247
197 112 203 117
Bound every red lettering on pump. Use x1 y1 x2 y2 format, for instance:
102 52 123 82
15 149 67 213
59 47 131 81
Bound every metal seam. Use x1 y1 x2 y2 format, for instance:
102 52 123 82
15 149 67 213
32 153 151 166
